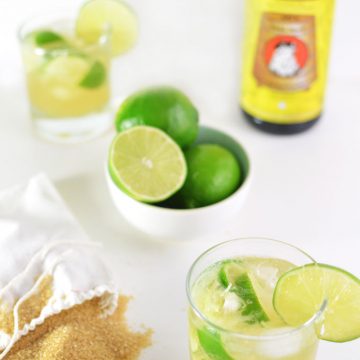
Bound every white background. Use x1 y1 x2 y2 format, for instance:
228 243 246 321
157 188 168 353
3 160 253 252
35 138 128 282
1 0 360 359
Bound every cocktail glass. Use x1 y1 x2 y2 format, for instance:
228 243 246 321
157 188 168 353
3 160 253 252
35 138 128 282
18 13 112 143
186 238 327 360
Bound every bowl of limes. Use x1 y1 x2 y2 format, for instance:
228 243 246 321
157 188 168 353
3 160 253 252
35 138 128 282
105 86 251 240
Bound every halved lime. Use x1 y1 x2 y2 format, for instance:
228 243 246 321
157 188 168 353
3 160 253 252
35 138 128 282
219 261 269 324
109 126 187 203
76 0 138 56
43 54 106 89
273 263 360 342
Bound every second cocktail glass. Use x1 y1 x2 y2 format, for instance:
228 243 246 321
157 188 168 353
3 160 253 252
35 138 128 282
18 13 112 143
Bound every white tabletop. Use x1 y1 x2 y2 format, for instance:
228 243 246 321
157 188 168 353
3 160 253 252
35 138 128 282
1 0 360 359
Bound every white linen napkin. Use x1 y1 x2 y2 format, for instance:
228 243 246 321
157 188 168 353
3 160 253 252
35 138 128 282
0 174 117 358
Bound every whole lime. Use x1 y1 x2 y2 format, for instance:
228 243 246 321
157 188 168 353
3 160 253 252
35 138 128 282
179 144 241 208
115 86 199 148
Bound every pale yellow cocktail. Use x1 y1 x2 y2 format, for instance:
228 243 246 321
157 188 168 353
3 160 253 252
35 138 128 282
187 239 324 360
19 16 112 142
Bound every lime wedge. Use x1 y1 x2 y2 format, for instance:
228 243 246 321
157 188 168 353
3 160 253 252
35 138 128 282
109 126 187 203
34 30 65 46
219 261 269 324
43 54 106 89
197 328 233 360
76 0 138 56
79 60 106 88
273 263 360 342
219 260 244 288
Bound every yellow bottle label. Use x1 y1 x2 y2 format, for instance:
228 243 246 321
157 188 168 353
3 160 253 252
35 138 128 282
241 0 335 125
254 13 316 91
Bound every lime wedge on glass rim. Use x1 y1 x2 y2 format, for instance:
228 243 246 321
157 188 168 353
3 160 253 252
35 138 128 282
273 263 360 342
76 0 138 56
109 126 187 203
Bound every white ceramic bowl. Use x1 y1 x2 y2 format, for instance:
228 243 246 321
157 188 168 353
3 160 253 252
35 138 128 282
105 126 251 240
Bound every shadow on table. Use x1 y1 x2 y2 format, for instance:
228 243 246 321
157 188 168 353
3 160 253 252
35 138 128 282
55 173 170 251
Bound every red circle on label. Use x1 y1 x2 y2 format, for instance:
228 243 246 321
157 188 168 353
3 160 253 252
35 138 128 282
265 35 308 69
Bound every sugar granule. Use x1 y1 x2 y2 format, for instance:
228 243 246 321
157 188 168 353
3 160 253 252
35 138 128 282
6 296 152 360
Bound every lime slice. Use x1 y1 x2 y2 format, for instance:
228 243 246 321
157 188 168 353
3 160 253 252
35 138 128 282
273 263 360 342
76 0 138 56
43 54 106 89
219 261 269 324
109 126 187 203
197 328 234 360
34 30 64 47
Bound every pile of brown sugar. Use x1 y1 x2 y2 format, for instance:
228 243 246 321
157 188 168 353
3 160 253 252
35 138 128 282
6 296 152 360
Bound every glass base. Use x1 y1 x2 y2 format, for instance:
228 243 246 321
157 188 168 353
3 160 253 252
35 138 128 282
242 109 320 135
32 110 113 143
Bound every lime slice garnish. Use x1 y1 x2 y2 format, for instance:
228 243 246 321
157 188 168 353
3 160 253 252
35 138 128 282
197 328 234 360
76 0 138 56
79 60 106 88
273 263 360 342
34 30 64 46
109 126 187 203
43 54 106 89
219 261 269 324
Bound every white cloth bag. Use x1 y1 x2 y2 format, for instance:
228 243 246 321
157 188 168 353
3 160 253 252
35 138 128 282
0 174 117 358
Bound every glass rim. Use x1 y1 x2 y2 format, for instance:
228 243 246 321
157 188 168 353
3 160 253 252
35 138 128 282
186 237 328 341
17 12 110 53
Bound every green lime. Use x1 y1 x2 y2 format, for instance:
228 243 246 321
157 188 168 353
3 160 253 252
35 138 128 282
219 261 269 324
179 144 241 208
115 86 199 148
34 30 65 47
109 126 187 203
273 263 360 342
197 328 233 360
79 60 106 88
76 0 138 56
43 54 106 89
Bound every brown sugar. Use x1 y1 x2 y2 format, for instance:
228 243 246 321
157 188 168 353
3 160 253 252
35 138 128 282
6 296 152 360
0 276 53 336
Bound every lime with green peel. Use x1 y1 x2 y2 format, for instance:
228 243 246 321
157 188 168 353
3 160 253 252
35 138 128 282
76 0 138 56
43 54 106 89
109 126 187 203
197 328 234 360
115 86 199 148
273 263 360 342
79 60 107 88
34 30 65 47
179 144 241 208
218 260 244 288
219 261 269 324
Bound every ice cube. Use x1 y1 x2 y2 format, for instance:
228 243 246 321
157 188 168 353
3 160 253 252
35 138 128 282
256 327 305 358
223 292 241 312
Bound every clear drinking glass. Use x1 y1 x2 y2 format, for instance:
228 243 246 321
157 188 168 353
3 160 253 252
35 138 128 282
18 13 112 143
186 238 326 360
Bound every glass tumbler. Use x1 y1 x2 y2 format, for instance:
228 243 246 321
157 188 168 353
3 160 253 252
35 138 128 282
186 238 326 360
18 13 112 143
